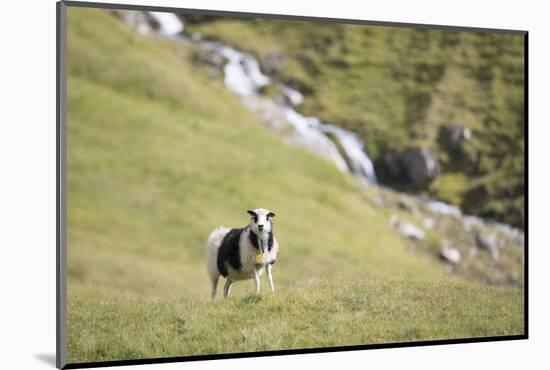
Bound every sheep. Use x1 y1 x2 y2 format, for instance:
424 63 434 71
206 208 279 299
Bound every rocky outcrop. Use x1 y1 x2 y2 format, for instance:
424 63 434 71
475 232 499 260
389 215 426 241
261 53 286 75
380 147 440 185
379 186 524 286
111 10 524 287
439 125 471 151
441 248 461 264
240 96 292 135
382 151 403 179
191 47 226 68
401 147 440 184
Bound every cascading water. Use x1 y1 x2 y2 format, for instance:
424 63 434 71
211 43 271 96
319 124 377 183
148 12 184 36
113 11 524 284
281 86 304 106
282 108 349 172
147 12 379 184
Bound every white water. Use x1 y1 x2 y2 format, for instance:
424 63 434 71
129 12 525 239
148 12 184 36
283 109 349 172
320 124 377 183
281 85 304 106
216 45 270 96
148 12 378 183
222 53 378 181
200 46 377 182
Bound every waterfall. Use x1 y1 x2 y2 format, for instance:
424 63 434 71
319 124 377 183
147 12 378 184
148 12 184 36
215 44 271 96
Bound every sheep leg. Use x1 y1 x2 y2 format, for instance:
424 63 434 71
211 275 220 300
253 270 261 294
223 278 233 299
266 264 275 293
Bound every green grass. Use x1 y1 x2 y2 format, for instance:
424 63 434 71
430 173 468 206
189 17 525 228
66 8 524 364
68 275 523 362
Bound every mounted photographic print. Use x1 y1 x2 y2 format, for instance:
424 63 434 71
56 1 527 368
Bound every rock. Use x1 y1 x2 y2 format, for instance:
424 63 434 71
441 248 461 264
422 217 435 229
428 201 462 217
494 223 523 240
205 67 221 79
398 222 425 241
389 214 399 227
272 94 287 107
382 151 403 179
475 232 499 260
240 96 292 134
507 271 519 283
191 32 202 42
261 53 286 74
389 215 425 241
373 193 394 208
401 147 440 184
463 215 484 232
192 47 226 68
439 125 472 150
397 197 416 212
381 147 442 185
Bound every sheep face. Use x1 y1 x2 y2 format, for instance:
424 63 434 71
247 208 275 239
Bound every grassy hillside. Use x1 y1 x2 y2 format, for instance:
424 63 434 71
187 18 525 228
66 8 523 364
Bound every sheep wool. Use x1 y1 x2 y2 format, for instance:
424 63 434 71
206 208 279 299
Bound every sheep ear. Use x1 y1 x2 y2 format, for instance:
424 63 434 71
247 210 257 217
267 212 276 219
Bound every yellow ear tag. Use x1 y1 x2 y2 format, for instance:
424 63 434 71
256 253 265 263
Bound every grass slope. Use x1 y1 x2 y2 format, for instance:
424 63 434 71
188 18 525 228
66 9 524 364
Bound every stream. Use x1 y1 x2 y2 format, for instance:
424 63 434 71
119 10 524 285
149 12 378 184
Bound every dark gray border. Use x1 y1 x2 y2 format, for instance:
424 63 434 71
56 1 67 369
57 1 528 369
63 0 527 34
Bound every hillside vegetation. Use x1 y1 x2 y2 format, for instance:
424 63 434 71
188 18 525 228
66 9 523 364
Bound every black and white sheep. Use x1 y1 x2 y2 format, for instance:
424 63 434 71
206 208 279 299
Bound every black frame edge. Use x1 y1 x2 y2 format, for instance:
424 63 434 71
523 32 529 338
63 335 527 369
